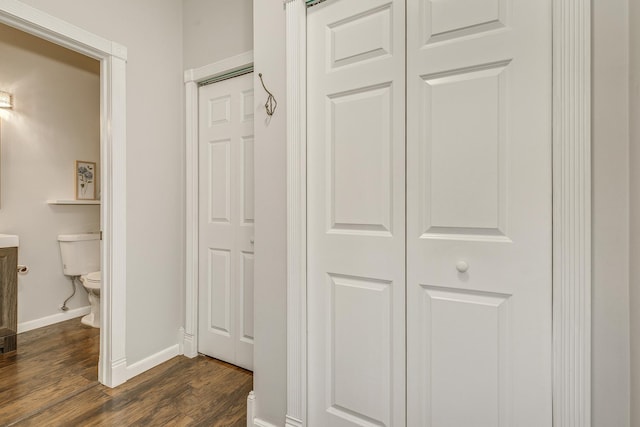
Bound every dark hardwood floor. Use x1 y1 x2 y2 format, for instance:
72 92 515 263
0 319 252 426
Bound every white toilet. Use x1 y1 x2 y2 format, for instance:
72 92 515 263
57 233 101 328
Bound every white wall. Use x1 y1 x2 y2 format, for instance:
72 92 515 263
592 0 631 425
253 1 287 425
183 0 253 70
18 0 185 366
629 0 640 423
0 22 99 326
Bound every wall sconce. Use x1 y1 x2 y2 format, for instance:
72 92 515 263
0 91 13 108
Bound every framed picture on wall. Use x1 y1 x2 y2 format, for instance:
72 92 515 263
75 160 96 200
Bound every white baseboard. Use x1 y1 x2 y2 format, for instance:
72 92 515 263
178 327 185 355
125 344 180 380
250 392 282 427
17 306 91 333
254 419 279 427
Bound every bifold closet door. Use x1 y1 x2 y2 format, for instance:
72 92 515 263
406 0 552 425
308 0 552 425
307 0 406 425
198 73 254 371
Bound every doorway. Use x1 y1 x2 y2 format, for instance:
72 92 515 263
0 21 101 333
197 72 255 370
183 52 255 371
0 1 127 387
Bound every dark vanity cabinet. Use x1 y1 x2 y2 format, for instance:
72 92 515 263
0 247 17 353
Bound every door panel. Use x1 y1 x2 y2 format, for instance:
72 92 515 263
308 0 406 426
422 62 508 234
206 248 231 337
407 0 552 425
207 138 231 224
199 73 254 371
241 136 255 224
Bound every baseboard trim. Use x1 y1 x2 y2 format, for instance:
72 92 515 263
250 392 281 427
125 344 180 380
254 418 279 427
17 306 91 333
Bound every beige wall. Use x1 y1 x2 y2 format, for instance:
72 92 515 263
253 0 287 424
629 0 640 423
183 0 253 70
18 0 186 365
0 23 100 325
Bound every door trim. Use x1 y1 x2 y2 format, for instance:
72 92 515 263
183 50 254 358
284 0 592 425
552 0 592 424
0 0 128 387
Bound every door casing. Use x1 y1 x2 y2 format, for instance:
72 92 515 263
0 0 128 388
183 51 255 359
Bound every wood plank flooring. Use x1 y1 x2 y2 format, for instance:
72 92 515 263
0 319 253 426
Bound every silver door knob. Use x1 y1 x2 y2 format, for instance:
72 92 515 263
456 260 469 273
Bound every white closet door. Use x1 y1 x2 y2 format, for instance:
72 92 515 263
307 0 406 426
406 0 552 425
198 73 254 371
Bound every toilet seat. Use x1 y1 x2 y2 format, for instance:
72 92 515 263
81 271 101 290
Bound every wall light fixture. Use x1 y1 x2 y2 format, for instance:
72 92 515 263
0 91 13 108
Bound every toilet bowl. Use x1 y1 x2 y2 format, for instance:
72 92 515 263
80 271 101 328
57 233 101 329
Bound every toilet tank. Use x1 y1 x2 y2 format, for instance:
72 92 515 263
57 233 100 276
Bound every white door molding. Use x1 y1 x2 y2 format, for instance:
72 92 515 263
183 51 254 358
284 1 306 426
552 0 592 424
284 0 592 425
0 0 128 388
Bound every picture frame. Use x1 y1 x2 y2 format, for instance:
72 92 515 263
75 160 96 200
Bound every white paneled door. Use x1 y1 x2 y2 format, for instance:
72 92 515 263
198 73 254 371
406 0 551 425
308 0 406 425
308 0 552 425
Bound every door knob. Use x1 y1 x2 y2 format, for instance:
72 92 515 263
456 260 469 273
250 237 255 244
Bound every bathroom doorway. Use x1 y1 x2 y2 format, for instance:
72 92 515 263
0 2 127 388
0 21 101 335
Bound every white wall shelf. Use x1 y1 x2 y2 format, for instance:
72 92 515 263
47 200 101 205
